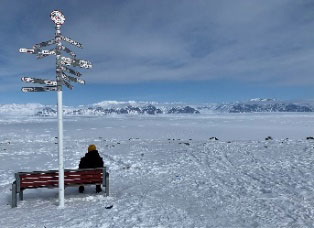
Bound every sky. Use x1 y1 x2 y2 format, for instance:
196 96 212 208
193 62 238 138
1 0 314 105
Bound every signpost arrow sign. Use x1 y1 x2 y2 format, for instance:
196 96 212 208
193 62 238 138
21 77 57 86
21 86 58 92
61 73 85 84
37 49 56 59
40 49 56 55
33 39 55 49
61 77 73 89
60 35 83 48
59 56 92 69
20 48 57 58
19 48 39 54
60 66 82 77
60 46 76 57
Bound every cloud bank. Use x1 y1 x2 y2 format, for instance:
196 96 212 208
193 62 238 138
1 0 314 92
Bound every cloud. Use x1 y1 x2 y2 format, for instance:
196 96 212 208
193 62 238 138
2 0 314 92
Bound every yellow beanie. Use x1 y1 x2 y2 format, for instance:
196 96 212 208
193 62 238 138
88 144 96 152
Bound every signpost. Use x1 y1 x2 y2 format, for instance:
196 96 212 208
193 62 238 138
19 10 92 208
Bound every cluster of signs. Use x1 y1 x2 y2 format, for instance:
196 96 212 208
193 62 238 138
20 10 92 92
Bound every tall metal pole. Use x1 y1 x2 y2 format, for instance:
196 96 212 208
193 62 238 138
20 10 92 207
56 24 64 208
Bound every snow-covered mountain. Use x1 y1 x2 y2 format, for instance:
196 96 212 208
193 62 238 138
1 99 314 116
211 99 314 113
43 104 199 116
0 102 200 116
0 103 44 116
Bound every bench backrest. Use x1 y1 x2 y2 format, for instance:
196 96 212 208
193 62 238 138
16 168 105 190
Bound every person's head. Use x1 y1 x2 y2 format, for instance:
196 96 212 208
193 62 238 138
88 144 96 152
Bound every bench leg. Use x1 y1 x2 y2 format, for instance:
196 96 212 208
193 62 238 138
105 172 109 197
19 190 23 201
12 182 17 208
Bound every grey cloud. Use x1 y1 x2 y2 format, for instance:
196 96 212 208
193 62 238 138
2 0 314 91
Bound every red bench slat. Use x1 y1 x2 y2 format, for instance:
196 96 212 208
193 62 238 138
18 169 104 189
19 170 102 178
20 174 102 182
21 178 102 188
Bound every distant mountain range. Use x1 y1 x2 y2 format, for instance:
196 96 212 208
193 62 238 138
36 104 200 116
1 98 314 116
212 99 314 113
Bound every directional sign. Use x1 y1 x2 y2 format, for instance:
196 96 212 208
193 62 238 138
60 46 76 57
19 10 92 209
60 66 82 77
78 59 92 69
37 49 57 59
41 49 56 55
60 35 83 48
22 86 58 92
21 77 57 86
19 48 39 54
61 73 85 84
59 56 92 69
61 78 73 90
33 39 55 49
19 48 56 58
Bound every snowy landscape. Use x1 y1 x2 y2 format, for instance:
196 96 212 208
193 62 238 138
3 0 314 227
1 101 314 227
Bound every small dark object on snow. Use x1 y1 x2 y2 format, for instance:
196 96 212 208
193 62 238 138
117 142 120 144
189 139 192 141
209 137 219 141
79 186 84 193
265 136 273 140
96 185 102 193
105 205 113 209
306 136 314 140
227 141 231 143
184 142 190 146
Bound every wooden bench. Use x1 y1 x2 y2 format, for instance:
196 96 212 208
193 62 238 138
11 167 109 208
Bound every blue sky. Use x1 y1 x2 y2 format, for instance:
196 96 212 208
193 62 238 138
1 0 314 105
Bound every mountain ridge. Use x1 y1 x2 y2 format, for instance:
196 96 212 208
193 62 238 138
1 99 314 116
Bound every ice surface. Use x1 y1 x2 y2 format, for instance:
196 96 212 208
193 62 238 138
1 113 314 227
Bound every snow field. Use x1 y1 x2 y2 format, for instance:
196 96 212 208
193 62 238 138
1 115 314 227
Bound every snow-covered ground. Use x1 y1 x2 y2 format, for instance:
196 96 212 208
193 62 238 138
1 113 314 227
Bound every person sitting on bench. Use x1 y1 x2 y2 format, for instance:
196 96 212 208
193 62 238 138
78 144 104 193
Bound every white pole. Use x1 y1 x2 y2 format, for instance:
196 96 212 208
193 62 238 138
57 90 64 208
56 24 65 208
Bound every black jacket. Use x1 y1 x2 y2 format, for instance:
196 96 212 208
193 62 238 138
79 150 104 169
